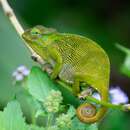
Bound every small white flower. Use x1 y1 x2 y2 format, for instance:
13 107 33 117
17 65 27 72
92 86 129 105
110 86 129 104
12 65 30 81
17 65 30 76
15 73 24 81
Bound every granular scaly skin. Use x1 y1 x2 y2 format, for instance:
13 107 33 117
22 25 110 123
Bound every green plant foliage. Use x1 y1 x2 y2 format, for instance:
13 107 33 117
0 100 28 130
16 78 98 130
26 67 99 129
67 105 76 118
71 117 98 130
116 44 130 77
15 89 43 123
99 110 130 130
66 105 98 130
27 66 80 107
27 125 45 130
0 100 47 130
27 67 57 102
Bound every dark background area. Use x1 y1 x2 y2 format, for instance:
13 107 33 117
9 0 130 96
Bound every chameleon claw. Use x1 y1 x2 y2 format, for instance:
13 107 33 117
121 104 130 111
42 63 53 74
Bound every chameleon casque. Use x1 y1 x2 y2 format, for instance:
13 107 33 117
22 25 110 123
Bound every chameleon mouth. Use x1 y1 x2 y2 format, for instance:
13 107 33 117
22 33 33 45
22 32 29 41
22 28 32 42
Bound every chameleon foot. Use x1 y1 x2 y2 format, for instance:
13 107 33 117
44 63 53 75
78 87 93 99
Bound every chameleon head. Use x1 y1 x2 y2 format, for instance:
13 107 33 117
22 25 57 58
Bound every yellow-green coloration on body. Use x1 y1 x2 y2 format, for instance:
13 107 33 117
22 25 110 123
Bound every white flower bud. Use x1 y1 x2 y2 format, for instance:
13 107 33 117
56 113 72 128
43 90 63 113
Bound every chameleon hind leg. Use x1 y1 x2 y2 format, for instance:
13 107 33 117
72 74 93 96
72 74 92 95
73 74 108 123
72 74 81 95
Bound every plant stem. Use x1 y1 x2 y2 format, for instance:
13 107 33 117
0 0 24 35
46 113 53 129
0 0 44 64
57 80 126 111
32 112 36 125
86 96 124 111
0 0 36 54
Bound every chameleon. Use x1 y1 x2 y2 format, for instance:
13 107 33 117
22 25 110 123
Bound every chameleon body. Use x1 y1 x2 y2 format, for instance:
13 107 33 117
22 25 110 123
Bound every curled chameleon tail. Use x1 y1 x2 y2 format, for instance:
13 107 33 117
76 89 108 123
76 104 107 123
57 80 109 123
76 84 130 123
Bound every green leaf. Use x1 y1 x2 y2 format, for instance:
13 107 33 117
27 124 45 130
116 43 130 55
27 67 57 102
116 44 130 77
27 66 80 107
67 105 76 118
100 110 130 130
87 124 98 130
35 109 46 118
0 100 28 130
15 88 43 123
120 55 130 77
71 117 98 130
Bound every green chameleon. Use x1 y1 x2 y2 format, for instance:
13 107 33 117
22 25 110 123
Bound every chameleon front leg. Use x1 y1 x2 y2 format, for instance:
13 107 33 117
72 74 93 96
31 54 53 74
48 46 62 79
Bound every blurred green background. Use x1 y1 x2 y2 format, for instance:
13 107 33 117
0 0 130 130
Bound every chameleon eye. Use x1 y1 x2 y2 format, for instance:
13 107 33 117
31 31 39 35
31 28 41 36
